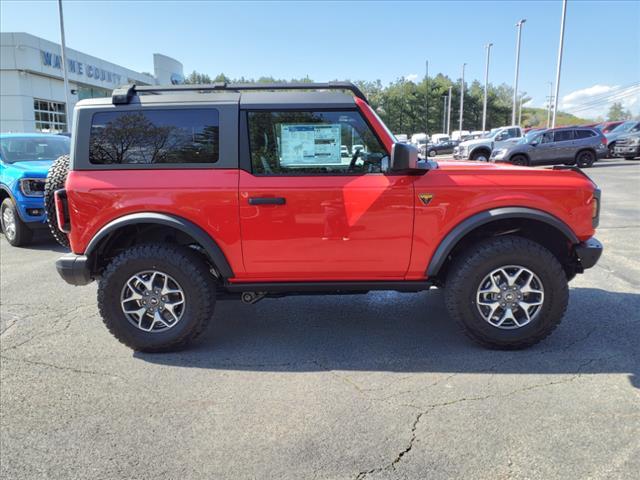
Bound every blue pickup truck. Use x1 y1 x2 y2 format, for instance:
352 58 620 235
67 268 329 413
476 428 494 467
0 133 70 246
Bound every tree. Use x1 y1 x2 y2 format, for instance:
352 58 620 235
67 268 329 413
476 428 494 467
607 102 632 121
183 71 213 84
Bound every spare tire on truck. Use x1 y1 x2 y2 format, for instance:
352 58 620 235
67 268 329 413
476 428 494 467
44 154 70 248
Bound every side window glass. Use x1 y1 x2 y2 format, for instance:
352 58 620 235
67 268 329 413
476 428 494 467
247 111 387 175
89 109 219 165
509 128 520 138
554 130 574 142
541 132 554 144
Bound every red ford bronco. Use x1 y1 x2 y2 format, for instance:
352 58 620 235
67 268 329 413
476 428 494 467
49 82 602 352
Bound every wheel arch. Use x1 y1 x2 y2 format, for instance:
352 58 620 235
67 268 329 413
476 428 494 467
85 212 234 279
470 145 492 158
426 207 579 280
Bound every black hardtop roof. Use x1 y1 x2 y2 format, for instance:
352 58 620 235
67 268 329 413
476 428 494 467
111 81 367 106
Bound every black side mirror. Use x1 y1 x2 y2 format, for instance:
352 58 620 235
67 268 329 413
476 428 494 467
390 142 425 174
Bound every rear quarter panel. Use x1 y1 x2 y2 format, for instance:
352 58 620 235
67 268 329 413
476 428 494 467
405 164 597 279
65 169 244 274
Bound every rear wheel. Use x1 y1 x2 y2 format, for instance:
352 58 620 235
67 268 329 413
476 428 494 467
98 243 216 352
444 236 568 349
44 154 70 248
510 154 529 166
608 143 616 158
576 150 595 168
1 198 33 247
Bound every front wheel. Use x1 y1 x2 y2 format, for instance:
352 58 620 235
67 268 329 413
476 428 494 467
470 151 490 161
428 149 437 157
510 154 529 166
97 243 216 352
1 198 33 247
444 236 568 349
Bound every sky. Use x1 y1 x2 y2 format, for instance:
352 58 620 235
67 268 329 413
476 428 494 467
2 0 639 119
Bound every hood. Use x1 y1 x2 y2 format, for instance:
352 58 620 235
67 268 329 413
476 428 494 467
459 137 490 148
5 160 53 177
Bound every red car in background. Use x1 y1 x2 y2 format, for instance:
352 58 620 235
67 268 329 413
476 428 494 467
594 121 624 134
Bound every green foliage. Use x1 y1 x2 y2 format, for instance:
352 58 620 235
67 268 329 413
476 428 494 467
607 102 632 121
180 71 593 133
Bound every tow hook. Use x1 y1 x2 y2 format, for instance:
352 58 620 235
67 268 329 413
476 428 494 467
241 292 266 304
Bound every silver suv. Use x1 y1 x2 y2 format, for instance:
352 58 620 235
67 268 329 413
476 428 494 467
454 126 523 161
491 127 607 168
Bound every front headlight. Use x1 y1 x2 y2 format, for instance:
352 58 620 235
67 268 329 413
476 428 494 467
492 149 507 159
19 178 46 197
629 138 640 146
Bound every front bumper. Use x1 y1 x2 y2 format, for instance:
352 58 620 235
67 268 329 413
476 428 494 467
56 253 93 286
614 145 639 157
574 237 603 270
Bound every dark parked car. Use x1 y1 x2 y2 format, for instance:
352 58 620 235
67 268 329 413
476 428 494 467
422 139 459 157
613 132 640 160
605 120 640 157
491 127 607 168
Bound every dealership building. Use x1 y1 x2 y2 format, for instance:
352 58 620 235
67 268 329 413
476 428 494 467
1 32 184 133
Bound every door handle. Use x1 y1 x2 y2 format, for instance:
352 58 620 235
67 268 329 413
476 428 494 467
248 197 286 206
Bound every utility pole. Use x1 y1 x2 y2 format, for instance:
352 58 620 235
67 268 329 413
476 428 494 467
447 86 452 135
459 63 466 133
425 60 429 135
552 0 567 128
546 81 553 128
512 19 526 125
57 0 72 132
442 95 447 133
482 43 493 132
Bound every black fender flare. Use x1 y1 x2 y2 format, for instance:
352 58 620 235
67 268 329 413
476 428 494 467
85 212 234 278
426 207 579 277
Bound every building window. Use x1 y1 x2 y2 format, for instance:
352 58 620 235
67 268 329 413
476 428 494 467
34 99 67 133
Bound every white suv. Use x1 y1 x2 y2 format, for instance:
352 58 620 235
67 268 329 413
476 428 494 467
454 126 523 161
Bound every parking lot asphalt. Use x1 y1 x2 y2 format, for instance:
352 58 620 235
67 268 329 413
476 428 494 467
1 158 639 480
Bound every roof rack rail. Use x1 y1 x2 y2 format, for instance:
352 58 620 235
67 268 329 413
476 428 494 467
111 81 368 105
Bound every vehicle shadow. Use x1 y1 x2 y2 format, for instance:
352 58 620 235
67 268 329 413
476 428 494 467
136 287 639 388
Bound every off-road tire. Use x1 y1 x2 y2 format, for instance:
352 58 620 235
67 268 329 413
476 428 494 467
576 150 595 168
1 198 33 247
98 243 216 352
44 154 70 248
444 236 568 350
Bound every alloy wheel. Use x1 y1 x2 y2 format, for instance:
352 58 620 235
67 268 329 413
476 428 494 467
120 270 186 332
2 206 16 241
475 265 544 329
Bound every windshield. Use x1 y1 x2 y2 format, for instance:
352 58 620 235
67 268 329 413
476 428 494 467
610 121 639 134
0 136 70 164
519 130 544 144
481 128 500 139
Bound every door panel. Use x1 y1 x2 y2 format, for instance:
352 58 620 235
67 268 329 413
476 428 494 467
238 171 415 280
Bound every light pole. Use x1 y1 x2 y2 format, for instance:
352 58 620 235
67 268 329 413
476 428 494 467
442 95 447 133
57 0 72 132
447 86 452 135
482 43 493 132
425 60 429 135
459 63 466 133
546 81 553 128
552 0 568 128
518 93 524 126
512 19 526 125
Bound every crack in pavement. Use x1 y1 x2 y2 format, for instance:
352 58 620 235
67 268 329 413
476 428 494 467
354 357 603 479
0 354 123 380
